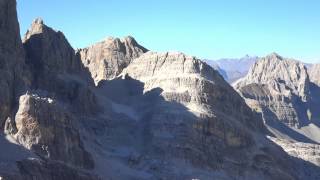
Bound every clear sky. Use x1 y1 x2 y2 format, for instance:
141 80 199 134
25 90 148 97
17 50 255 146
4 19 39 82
17 0 320 63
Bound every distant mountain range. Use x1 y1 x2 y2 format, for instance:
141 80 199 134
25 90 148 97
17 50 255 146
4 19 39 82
204 55 258 83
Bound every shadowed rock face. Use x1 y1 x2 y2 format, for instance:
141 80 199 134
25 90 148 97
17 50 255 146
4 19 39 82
78 36 148 85
23 18 81 74
23 18 100 115
309 64 320 86
18 19 98 169
0 0 26 127
3 159 99 180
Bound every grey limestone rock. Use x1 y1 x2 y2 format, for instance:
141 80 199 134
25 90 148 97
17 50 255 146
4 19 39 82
78 36 148 85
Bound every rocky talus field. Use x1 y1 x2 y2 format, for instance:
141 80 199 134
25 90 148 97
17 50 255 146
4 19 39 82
1 0 320 179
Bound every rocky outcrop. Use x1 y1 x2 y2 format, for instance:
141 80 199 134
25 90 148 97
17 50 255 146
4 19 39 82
78 36 148 84
234 53 310 128
309 64 320 86
14 93 94 169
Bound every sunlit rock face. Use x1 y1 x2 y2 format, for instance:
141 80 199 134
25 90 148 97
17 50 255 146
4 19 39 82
234 53 311 128
78 36 148 85
234 53 320 169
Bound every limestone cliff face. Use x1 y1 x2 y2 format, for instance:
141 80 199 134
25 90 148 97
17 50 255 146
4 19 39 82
0 0 26 127
234 53 311 128
78 36 148 84
14 94 94 169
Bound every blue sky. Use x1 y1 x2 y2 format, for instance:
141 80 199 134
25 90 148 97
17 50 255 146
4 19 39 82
17 0 320 63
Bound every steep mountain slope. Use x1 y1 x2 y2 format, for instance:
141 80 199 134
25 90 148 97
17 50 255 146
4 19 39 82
234 53 320 167
205 55 257 83
78 36 148 85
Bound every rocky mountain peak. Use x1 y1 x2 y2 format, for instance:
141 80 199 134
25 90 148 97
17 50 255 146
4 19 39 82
33 17 44 25
23 18 51 42
78 35 148 84
266 52 283 61
236 54 309 101
23 18 80 74
234 53 319 132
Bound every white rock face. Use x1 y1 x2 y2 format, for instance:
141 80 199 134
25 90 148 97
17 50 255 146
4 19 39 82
78 36 148 84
